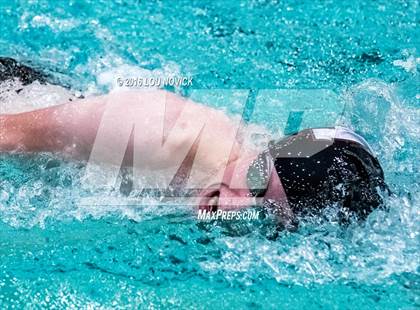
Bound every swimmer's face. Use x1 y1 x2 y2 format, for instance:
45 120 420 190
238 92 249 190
198 153 287 211
199 126 387 227
197 155 297 229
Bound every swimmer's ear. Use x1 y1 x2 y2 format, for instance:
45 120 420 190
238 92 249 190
199 184 251 211
198 188 220 212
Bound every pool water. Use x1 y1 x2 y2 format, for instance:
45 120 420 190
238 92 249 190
0 0 419 308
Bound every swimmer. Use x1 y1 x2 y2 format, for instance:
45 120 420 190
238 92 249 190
0 58 388 228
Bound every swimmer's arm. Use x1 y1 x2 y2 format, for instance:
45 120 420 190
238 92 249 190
0 90 242 167
0 96 107 157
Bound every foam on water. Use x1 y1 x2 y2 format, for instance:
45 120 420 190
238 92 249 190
0 79 76 114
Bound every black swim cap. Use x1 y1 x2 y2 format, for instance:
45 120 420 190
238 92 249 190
0 57 47 85
248 127 388 222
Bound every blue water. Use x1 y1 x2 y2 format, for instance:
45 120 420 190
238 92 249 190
0 0 419 308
